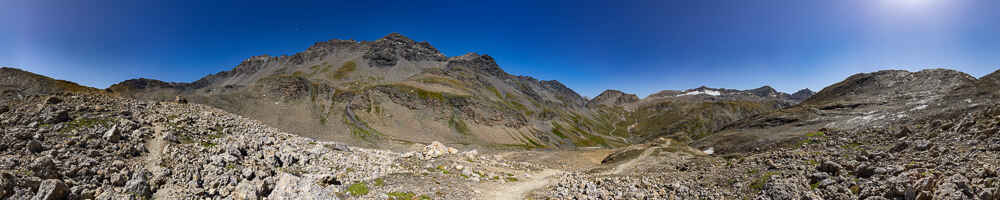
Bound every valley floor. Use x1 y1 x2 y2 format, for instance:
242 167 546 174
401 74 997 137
1 94 999 200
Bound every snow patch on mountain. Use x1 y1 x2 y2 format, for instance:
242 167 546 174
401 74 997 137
679 89 721 96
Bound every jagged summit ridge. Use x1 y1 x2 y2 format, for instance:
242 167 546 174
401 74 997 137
789 88 815 101
588 89 639 107
364 33 446 67
804 68 976 105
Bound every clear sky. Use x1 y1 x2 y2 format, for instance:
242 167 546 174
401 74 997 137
3 0 999 98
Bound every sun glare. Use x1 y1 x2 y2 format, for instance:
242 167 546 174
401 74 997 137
883 0 936 11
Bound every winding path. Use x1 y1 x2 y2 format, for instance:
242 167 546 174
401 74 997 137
144 125 166 171
608 146 657 175
482 169 564 200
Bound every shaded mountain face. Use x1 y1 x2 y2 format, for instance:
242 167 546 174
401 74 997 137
0 67 101 102
620 85 811 142
789 88 815 102
109 33 615 149
107 33 817 149
587 90 639 108
697 69 991 154
803 69 976 106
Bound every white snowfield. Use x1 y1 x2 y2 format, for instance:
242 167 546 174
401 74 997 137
679 89 721 96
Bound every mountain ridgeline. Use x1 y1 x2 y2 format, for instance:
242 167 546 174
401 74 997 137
101 33 811 149
6 34 1000 200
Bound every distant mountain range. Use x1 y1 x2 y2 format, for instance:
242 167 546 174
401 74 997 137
5 33 999 151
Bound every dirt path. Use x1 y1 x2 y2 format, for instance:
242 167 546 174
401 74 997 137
482 169 563 200
144 125 166 171
608 142 665 175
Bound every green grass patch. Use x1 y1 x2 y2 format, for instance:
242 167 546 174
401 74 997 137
436 165 450 174
383 84 468 104
750 171 778 191
375 178 385 187
199 141 216 148
347 182 369 196
387 192 416 200
416 76 466 89
488 87 503 100
332 61 357 80
342 115 380 140
550 122 568 139
449 116 471 135
805 131 825 137
794 131 827 147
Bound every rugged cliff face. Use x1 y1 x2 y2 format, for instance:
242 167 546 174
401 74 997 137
103 33 820 150
106 34 615 149
588 90 639 108
698 69 989 154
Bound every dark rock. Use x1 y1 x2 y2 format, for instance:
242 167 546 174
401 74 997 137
27 140 43 153
318 174 341 186
855 164 876 178
32 179 68 200
44 96 62 105
0 173 12 199
808 172 830 184
890 142 909 152
941 123 955 131
42 109 71 124
896 126 912 137
818 161 843 175
29 156 60 179
0 105 9 114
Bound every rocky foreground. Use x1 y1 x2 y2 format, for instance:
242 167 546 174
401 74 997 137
537 106 1000 200
1 94 999 200
0 94 547 200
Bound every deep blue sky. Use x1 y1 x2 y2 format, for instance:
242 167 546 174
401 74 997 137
3 0 999 98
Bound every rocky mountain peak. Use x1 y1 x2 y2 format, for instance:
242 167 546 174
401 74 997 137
539 80 587 107
363 33 446 67
109 78 182 90
747 85 779 97
379 32 415 42
805 68 977 105
980 69 1000 87
588 89 639 107
789 88 815 101
446 53 507 77
0 67 99 96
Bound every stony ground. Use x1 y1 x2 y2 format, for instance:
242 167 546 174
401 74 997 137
530 106 1000 200
0 94 547 200
2 93 999 200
